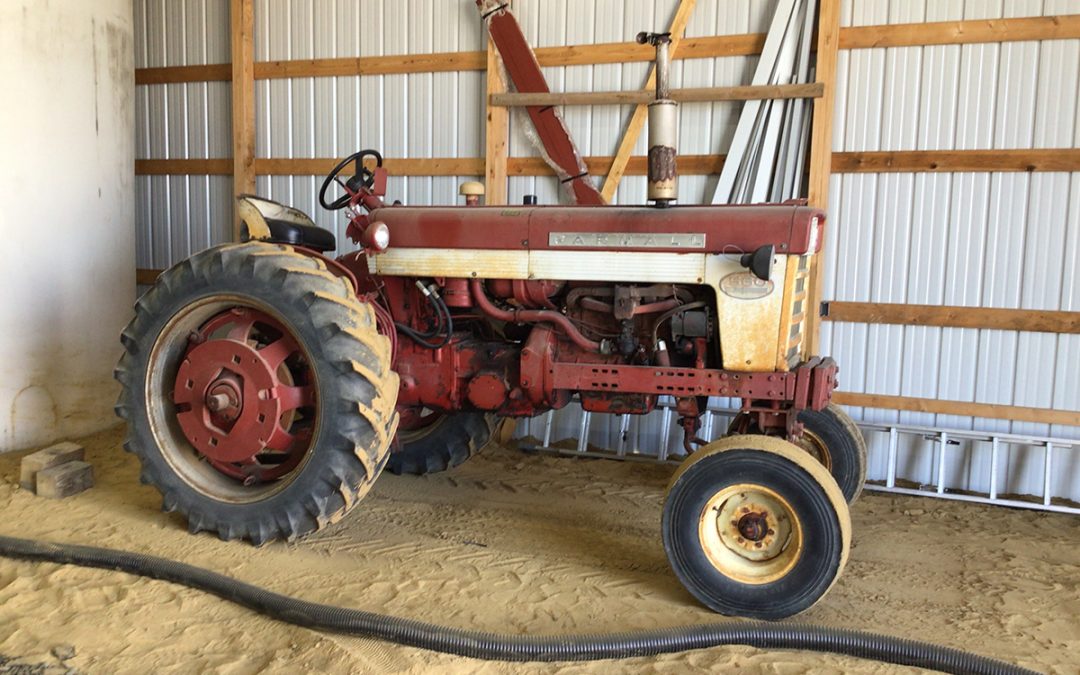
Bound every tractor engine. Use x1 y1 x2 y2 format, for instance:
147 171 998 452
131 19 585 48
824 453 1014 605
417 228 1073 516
337 197 836 451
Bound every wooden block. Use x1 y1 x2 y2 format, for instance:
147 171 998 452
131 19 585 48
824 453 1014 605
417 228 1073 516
19 442 85 492
36 461 94 499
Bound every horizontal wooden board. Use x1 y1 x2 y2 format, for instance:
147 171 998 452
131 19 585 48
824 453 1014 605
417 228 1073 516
824 301 1080 334
133 15 1080 86
135 155 728 177
135 149 1080 177
136 268 162 285
833 392 1079 427
491 83 823 107
840 14 1080 50
254 51 487 79
135 159 232 175
135 64 231 85
832 149 1080 173
252 157 485 176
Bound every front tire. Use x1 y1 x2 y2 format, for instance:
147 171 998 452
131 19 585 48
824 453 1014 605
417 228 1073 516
663 435 850 619
115 242 399 544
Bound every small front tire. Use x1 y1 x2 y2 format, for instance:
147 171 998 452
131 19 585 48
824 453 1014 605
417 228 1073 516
663 435 850 619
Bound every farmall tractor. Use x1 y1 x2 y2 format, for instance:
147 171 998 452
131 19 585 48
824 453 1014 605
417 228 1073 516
115 13 866 621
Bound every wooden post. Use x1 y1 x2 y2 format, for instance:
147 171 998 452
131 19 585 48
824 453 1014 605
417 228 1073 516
804 0 841 356
484 37 509 206
600 0 697 203
230 0 255 240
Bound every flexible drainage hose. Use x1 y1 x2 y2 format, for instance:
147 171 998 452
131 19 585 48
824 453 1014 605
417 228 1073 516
0 535 1034 674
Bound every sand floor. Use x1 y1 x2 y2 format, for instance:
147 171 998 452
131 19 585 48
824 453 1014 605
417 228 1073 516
0 425 1077 674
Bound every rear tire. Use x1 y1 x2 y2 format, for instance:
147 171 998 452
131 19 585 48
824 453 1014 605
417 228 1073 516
114 242 399 544
663 435 850 619
387 412 496 476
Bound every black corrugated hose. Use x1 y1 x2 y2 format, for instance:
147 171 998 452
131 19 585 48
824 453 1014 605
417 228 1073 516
0 535 1036 674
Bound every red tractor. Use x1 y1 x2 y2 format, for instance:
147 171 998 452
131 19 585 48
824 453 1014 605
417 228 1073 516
115 151 865 619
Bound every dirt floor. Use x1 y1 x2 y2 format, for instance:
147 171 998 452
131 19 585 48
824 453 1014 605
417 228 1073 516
0 426 1077 674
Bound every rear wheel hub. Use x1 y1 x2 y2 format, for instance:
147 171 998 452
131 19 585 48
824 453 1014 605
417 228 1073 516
171 307 316 482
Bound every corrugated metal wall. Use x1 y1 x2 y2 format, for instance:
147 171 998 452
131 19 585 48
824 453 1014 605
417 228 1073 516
826 0 1080 500
133 0 1080 498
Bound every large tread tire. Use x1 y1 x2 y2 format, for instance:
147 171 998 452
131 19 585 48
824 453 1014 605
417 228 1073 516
387 413 496 476
114 242 399 545
663 435 850 620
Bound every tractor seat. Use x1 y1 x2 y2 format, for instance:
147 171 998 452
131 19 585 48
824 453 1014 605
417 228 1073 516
237 195 337 252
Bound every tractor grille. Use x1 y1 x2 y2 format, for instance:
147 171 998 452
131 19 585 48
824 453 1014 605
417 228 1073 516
785 255 811 366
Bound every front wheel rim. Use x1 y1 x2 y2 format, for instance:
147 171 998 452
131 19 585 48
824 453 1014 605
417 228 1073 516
698 483 804 585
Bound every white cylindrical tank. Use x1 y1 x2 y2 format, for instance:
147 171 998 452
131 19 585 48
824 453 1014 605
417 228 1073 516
0 0 134 451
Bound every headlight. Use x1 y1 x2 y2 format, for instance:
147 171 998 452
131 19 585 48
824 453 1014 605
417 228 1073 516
363 221 390 252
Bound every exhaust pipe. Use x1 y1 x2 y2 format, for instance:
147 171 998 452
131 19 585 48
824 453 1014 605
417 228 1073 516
638 32 678 207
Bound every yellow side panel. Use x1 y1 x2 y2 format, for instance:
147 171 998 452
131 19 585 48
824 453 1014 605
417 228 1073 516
706 254 787 372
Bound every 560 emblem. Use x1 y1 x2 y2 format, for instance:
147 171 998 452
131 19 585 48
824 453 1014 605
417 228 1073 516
719 271 775 300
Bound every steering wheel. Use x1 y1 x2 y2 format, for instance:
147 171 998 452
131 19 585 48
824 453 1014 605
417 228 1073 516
318 149 383 211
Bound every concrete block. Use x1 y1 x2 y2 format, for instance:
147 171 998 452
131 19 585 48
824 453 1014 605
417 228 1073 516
36 461 94 499
19 442 85 492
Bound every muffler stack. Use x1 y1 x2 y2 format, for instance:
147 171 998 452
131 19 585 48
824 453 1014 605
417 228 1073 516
638 32 678 206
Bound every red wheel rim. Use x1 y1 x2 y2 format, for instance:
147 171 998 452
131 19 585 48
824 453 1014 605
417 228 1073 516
172 307 316 485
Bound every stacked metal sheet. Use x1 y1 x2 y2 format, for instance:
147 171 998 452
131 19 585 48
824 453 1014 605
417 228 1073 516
711 0 816 205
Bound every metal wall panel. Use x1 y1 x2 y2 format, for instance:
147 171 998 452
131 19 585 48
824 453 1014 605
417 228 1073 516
826 0 1080 502
135 0 1080 499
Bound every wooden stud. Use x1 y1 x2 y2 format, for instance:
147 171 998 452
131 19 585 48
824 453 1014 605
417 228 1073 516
601 0 697 203
484 36 509 206
804 0 841 357
230 0 256 241
832 392 1080 428
823 301 1080 335
491 82 823 107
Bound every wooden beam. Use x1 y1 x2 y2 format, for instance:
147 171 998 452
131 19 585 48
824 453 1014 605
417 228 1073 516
484 37 509 206
601 0 697 203
804 0 842 357
833 392 1080 428
823 301 1080 335
230 0 255 241
253 157 485 177
134 154 725 178
135 159 232 175
135 148 1080 177
508 154 725 177
135 64 231 85
132 15 1080 87
491 82 824 107
841 14 1080 50
254 51 487 79
833 148 1080 174
136 268 163 285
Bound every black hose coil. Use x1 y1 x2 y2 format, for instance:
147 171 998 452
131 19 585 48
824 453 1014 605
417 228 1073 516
0 535 1036 674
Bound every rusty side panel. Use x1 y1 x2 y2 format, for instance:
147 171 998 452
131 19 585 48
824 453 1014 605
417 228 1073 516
371 204 822 255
